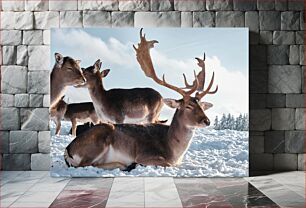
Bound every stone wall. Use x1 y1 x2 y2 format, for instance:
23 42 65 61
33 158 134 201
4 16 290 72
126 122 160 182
0 0 304 174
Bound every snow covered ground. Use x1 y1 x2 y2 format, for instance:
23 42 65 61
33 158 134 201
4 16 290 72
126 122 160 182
50 121 249 177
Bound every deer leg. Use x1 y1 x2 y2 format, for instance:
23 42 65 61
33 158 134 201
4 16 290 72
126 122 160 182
71 118 77 136
136 156 171 167
55 118 61 135
95 162 127 170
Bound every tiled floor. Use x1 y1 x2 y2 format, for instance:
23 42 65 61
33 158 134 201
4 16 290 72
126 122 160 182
1 171 305 208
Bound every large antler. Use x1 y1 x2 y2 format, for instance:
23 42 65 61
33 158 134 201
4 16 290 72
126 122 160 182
183 53 206 91
133 28 198 98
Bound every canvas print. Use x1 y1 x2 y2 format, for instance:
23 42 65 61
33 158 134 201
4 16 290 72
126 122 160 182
50 28 249 177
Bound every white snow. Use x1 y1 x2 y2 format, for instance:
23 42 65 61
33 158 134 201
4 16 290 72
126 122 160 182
50 121 248 177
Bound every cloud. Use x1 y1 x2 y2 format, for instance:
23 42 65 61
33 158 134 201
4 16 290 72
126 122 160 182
54 29 248 122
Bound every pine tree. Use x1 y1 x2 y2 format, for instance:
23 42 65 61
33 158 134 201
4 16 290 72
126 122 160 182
214 116 219 130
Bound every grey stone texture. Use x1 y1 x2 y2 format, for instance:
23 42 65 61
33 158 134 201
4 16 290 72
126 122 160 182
10 131 38 153
83 11 112 27
1 0 304 172
274 154 298 170
268 65 301 93
193 12 215 27
31 153 50 170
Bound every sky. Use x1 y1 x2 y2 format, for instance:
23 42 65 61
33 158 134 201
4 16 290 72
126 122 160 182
51 28 249 122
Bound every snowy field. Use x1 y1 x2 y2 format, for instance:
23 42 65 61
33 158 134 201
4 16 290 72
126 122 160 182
51 121 249 177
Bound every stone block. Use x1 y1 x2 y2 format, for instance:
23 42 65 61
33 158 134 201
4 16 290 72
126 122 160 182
34 11 60 29
273 31 295 45
245 11 259 32
29 94 44 107
3 154 31 170
289 45 300 64
78 0 119 10
112 12 134 27
300 45 304 65
275 0 287 11
28 71 50 94
31 153 50 170
38 131 50 153
1 66 27 94
193 12 215 27
119 0 150 11
302 66 305 93
269 66 301 94
250 70 268 93
17 45 28 66
23 30 43 45
151 0 173 11
0 94 14 107
15 94 29 107
285 131 304 153
272 108 295 130
49 0 77 10
28 46 50 71
300 12 304 30
250 94 266 109
83 11 112 27
206 0 233 10
174 0 205 11
43 95 50 107
257 0 274 10
216 11 244 27
249 135 264 153
267 45 289 64
250 109 271 131
274 154 298 170
259 11 281 30
2 46 17 65
266 93 285 108
0 131 9 153
1 30 22 45
298 154 305 170
295 31 303 44
286 94 304 107
288 0 304 11
249 153 273 170
295 108 304 130
181 12 192 27
21 108 49 131
2 1 24 11
10 131 38 153
25 0 49 11
281 11 300 30
43 30 50 45
233 0 256 10
14 11 33 30
135 12 181 27
1 12 15 29
264 131 285 153
60 11 83 28
0 108 20 130
250 45 267 67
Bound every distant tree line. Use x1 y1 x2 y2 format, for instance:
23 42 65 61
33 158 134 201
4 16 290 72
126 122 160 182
214 113 248 131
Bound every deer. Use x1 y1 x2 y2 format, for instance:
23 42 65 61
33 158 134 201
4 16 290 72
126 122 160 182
50 96 100 136
183 53 214 91
77 60 165 124
64 29 218 170
50 53 86 108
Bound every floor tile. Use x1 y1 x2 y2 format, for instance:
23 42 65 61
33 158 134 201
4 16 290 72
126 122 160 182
106 191 144 208
111 177 144 192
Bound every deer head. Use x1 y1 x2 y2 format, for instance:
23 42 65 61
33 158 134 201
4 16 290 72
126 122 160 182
80 59 110 89
134 29 218 127
53 53 86 86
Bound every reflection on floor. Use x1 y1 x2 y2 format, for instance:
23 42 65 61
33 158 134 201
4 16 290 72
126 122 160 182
1 171 305 208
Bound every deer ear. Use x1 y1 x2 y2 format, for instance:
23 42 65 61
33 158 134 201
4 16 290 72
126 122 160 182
163 98 181 109
101 69 110 78
75 60 81 65
55 53 63 65
93 59 101 73
200 102 213 110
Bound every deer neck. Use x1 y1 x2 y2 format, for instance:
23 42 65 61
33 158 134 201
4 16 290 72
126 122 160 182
50 67 66 107
87 78 107 107
167 110 194 164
